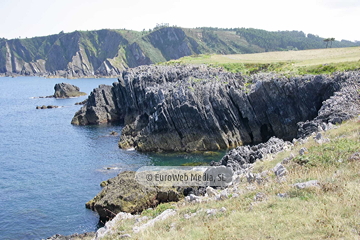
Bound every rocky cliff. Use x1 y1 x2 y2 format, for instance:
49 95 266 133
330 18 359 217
0 27 248 78
1 27 359 78
71 65 360 152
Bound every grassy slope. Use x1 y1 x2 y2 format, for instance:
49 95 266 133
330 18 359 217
164 47 360 75
102 118 360 240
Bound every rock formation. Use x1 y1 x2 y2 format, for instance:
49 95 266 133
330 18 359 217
72 64 360 152
85 171 183 221
53 83 87 98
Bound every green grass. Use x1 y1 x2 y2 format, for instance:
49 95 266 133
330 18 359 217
161 47 360 75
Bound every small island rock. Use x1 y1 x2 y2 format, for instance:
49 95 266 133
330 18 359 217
53 83 87 98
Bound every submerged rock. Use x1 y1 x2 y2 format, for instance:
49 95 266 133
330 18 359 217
72 65 360 152
53 83 87 98
36 105 60 109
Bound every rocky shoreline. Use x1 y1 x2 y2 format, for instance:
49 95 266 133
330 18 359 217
69 66 360 235
48 66 360 239
72 65 360 152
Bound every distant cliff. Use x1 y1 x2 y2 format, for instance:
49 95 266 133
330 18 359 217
1 27 359 78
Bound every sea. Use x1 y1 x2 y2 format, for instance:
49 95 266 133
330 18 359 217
0 76 224 240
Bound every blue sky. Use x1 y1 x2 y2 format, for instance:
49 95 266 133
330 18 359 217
1 0 359 41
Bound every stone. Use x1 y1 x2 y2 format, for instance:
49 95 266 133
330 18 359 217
348 152 360 162
206 186 217 197
119 234 131 238
293 180 320 189
299 148 308 156
85 171 183 222
53 83 87 98
254 192 267 202
281 154 294 164
206 209 217 215
277 193 289 198
273 163 287 177
133 209 176 233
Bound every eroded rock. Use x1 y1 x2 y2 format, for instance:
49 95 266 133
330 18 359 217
85 171 183 222
54 83 87 98
72 66 359 152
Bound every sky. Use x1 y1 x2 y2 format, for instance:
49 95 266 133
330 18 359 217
0 0 359 41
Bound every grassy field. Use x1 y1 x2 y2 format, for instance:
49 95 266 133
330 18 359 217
163 47 360 75
102 118 360 240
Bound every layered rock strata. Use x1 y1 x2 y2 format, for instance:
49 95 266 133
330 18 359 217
72 65 359 152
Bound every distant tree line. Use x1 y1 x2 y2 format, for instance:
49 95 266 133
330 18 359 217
235 28 360 51
196 27 360 51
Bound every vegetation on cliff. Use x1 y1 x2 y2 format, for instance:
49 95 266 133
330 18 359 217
1 27 359 77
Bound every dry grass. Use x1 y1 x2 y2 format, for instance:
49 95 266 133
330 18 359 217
177 47 360 66
103 119 360 239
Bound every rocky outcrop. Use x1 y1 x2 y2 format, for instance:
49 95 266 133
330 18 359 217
85 171 183 222
214 137 292 171
297 71 360 138
72 65 359 152
53 83 87 98
71 84 118 125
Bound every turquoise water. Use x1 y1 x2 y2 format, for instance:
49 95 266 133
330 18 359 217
0 77 223 240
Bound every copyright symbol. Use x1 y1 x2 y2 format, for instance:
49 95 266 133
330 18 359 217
146 174 153 181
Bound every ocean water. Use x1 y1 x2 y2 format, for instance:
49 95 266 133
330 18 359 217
0 77 224 240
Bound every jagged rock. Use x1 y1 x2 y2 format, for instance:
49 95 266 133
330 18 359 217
53 83 87 98
71 84 119 125
219 137 290 171
85 171 183 222
72 66 360 152
297 72 360 138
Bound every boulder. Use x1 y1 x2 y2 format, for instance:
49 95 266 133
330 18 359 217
53 83 87 98
85 171 183 222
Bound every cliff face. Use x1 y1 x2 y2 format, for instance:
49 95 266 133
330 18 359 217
71 65 360 152
1 27 359 78
0 28 245 77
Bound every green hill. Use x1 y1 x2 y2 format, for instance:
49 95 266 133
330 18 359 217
0 27 359 77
